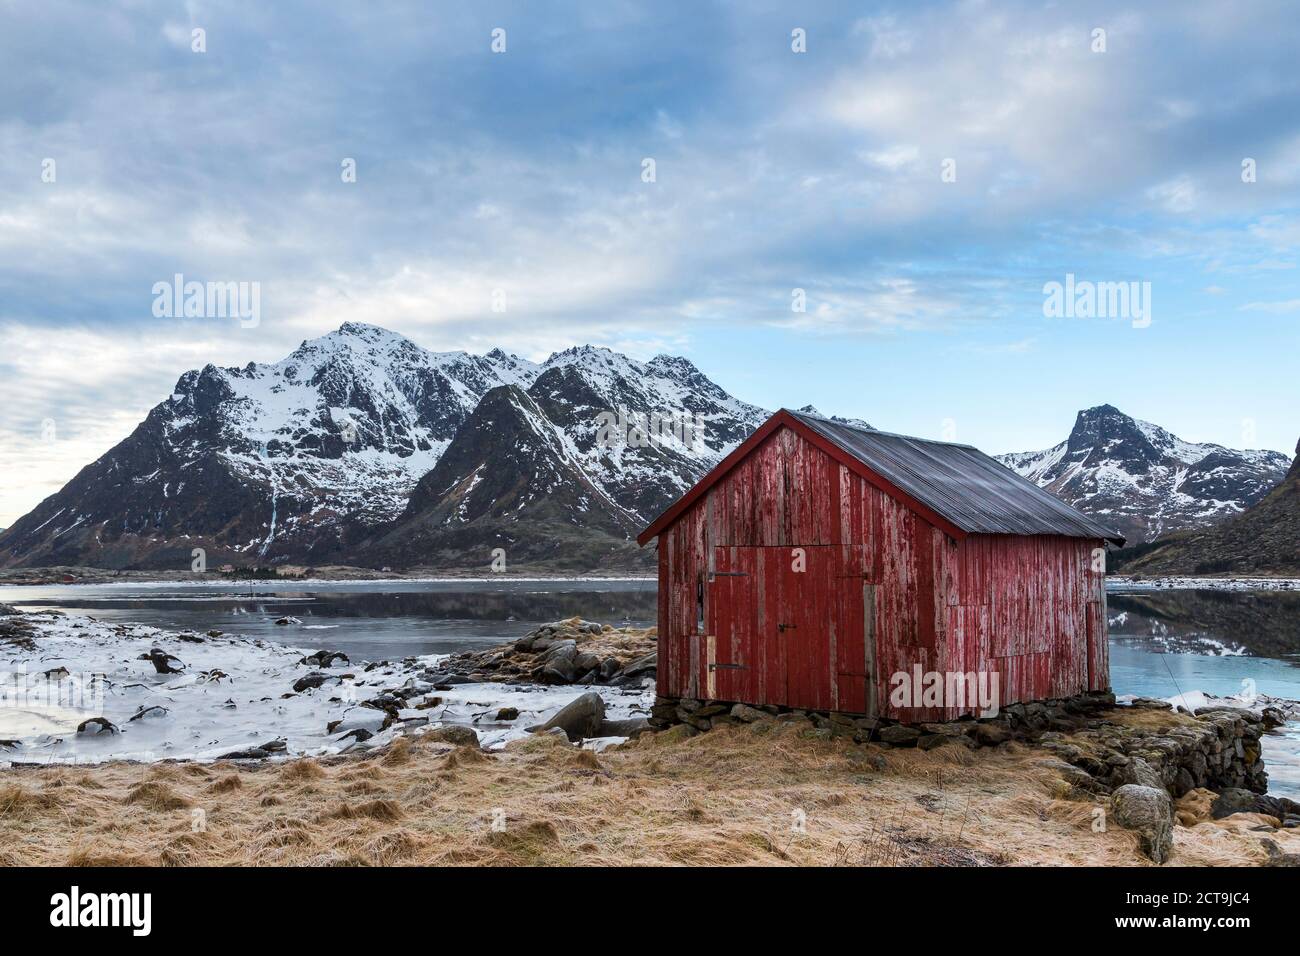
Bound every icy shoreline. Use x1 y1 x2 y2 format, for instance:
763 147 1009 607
1107 576 1300 592
5 574 1295 594
0 575 657 591
0 611 653 766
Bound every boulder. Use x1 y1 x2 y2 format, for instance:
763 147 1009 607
76 717 118 736
878 724 921 746
1116 755 1165 791
1111 785 1174 863
1130 697 1173 710
292 672 328 693
972 722 1009 747
541 639 578 663
1211 787 1266 820
620 652 657 679
128 705 169 722
299 650 349 668
1261 839 1300 867
327 710 387 735
596 717 651 738
495 707 520 721
426 725 480 747
920 722 969 737
531 692 606 742
145 646 184 674
730 704 768 723
0 603 21 616
218 747 270 760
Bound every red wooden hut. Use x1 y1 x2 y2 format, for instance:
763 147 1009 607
637 409 1125 723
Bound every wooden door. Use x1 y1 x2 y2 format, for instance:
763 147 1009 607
708 547 754 702
710 545 874 714
777 546 871 713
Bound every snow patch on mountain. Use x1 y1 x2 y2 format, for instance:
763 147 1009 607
999 405 1292 543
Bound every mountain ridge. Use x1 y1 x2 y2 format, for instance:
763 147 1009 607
1119 437 1300 576
0 323 766 570
997 404 1291 544
0 328 1290 570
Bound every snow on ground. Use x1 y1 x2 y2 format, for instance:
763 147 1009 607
0 612 652 765
1107 576 1300 592
0 576 656 594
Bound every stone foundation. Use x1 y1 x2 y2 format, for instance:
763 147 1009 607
648 692 1277 798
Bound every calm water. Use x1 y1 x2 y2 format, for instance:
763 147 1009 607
4 579 1298 794
0 579 658 661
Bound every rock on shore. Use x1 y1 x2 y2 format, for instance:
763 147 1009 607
433 617 656 687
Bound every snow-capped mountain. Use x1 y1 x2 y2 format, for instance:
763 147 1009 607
998 405 1292 544
1121 436 1300 576
353 384 650 570
4 332 1286 572
352 347 772 570
0 323 766 570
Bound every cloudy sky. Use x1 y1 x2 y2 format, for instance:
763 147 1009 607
1 0 1298 526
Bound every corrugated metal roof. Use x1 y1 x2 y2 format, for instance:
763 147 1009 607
788 409 1125 545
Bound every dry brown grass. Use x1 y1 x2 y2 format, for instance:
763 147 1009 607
2 723 1295 867
558 619 656 663
1106 707 1203 731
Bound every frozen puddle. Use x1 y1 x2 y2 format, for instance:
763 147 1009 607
0 612 652 765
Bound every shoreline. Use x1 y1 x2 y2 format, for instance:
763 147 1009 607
5 607 1300 866
0 572 657 589
0 611 656 765
4 569 1298 593
1107 576 1300 592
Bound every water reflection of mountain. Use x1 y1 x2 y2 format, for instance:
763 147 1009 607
1108 590 1300 660
282 589 660 624
47 588 660 627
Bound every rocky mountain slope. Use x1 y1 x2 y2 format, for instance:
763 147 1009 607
2 329 1289 572
998 405 1291 544
0 324 765 571
1118 438 1300 576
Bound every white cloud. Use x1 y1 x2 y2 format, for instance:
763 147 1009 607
1146 176 1200 213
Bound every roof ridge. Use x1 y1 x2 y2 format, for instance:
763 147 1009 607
784 408 980 451
640 409 1126 546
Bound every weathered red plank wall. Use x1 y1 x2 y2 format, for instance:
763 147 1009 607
655 425 1109 721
